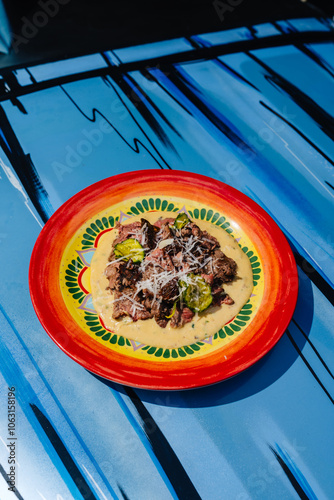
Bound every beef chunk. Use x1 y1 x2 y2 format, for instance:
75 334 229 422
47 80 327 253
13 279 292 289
145 248 174 271
200 231 220 251
154 217 175 228
157 278 179 301
221 294 234 305
112 221 142 247
190 222 202 238
181 307 194 323
142 295 154 310
201 273 214 285
172 251 183 267
210 284 235 306
112 289 137 318
112 289 153 321
151 300 171 328
112 218 158 252
211 249 237 282
158 222 173 241
180 224 192 238
106 259 140 291
132 307 154 321
141 218 159 249
170 306 182 328
170 306 194 328
112 293 127 319
214 292 234 306
211 285 223 299
142 262 161 286
105 261 123 290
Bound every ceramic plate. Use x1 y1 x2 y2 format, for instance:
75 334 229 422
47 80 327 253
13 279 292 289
29 170 298 390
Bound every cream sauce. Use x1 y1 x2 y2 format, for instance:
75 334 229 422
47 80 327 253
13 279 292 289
90 212 253 348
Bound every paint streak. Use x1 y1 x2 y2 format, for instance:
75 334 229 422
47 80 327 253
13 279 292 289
124 386 202 500
292 318 334 380
286 330 334 405
0 70 28 113
259 100 334 169
214 56 260 90
269 444 318 500
0 157 43 228
325 180 334 190
247 51 334 140
0 303 118 500
119 72 182 148
0 104 53 224
0 463 24 500
61 80 171 170
164 65 257 156
81 465 109 500
297 43 334 78
118 485 131 500
247 187 334 302
30 404 99 500
142 68 192 115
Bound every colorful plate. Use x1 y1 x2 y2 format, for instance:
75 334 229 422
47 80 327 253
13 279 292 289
29 170 298 390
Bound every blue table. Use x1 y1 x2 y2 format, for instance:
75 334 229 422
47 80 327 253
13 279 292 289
0 15 333 500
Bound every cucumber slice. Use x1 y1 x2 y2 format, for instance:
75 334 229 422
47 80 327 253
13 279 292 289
174 213 191 229
114 238 145 263
179 273 212 312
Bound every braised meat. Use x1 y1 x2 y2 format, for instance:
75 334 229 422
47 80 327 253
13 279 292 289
105 215 237 328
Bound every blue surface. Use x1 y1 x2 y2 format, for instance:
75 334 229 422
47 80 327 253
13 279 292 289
0 0 10 54
113 38 194 64
0 17 334 500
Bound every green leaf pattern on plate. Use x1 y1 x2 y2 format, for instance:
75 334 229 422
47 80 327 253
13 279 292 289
81 215 118 249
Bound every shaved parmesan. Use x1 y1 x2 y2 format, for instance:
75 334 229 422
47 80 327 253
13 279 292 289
158 238 174 249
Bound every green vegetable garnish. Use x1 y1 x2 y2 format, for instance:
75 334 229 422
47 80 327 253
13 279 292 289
166 302 177 319
174 213 191 229
114 238 145 263
179 273 213 312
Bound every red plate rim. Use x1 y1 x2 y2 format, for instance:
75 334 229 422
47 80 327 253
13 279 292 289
29 170 298 390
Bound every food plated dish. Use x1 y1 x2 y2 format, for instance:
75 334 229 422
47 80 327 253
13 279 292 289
29 170 298 390
91 211 253 348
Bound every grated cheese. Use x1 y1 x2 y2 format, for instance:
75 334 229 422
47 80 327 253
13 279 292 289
105 218 217 317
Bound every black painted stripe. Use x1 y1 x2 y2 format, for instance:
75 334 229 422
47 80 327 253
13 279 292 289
259 100 334 168
0 105 52 223
247 51 334 140
60 82 171 170
213 56 260 91
244 188 334 304
140 68 192 115
292 319 334 380
294 252 334 307
165 65 256 155
118 484 131 500
296 42 334 79
30 404 98 500
325 180 334 191
186 35 259 91
124 386 202 500
268 446 310 500
0 463 24 500
286 330 334 405
116 71 182 141
1 31 334 102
